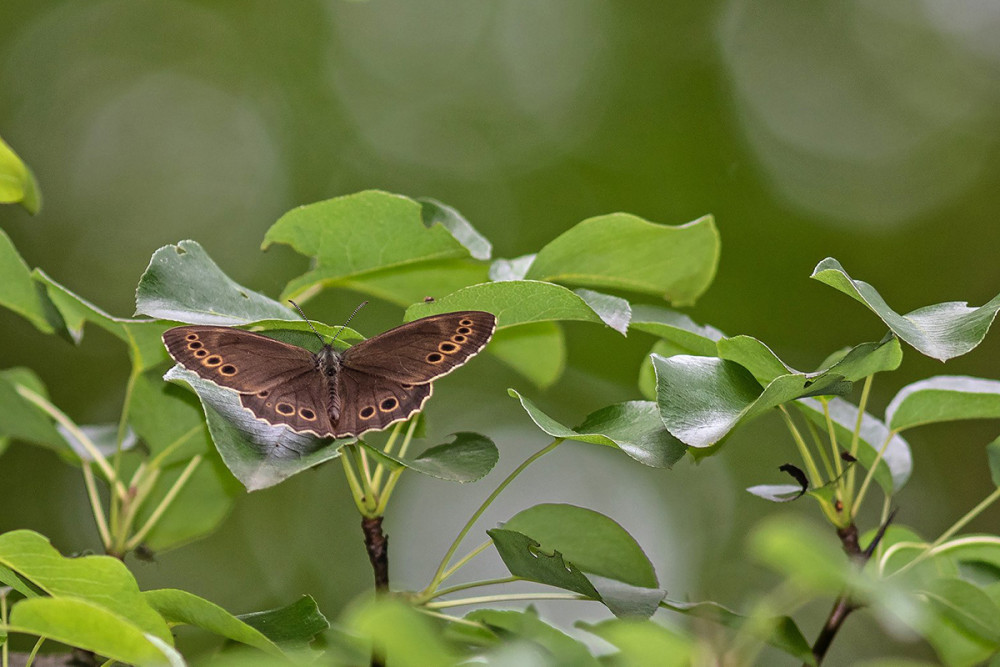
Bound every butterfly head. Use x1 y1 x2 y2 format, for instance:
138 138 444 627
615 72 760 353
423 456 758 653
315 344 342 377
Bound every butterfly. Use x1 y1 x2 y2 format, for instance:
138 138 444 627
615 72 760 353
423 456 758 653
162 310 496 439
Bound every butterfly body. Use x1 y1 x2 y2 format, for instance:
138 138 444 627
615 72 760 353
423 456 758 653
163 311 495 439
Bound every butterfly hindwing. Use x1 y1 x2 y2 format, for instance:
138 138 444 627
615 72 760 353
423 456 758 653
163 326 317 394
239 377 336 437
331 367 432 438
342 311 496 385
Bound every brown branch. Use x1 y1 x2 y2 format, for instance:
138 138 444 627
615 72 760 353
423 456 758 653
808 510 898 666
361 516 389 592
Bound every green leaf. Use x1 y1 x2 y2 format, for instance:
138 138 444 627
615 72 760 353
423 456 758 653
653 338 901 450
489 254 535 281
143 589 284 656
129 369 213 464
523 212 719 305
659 598 815 665
236 595 329 650
488 321 565 388
988 438 1000 488
0 530 171 642
750 516 853 594
501 504 659 589
0 229 60 333
920 577 1000 644
164 366 348 491
334 259 490 307
263 191 490 300
509 389 686 468
487 528 600 598
0 369 66 451
0 136 41 214
345 596 457 667
886 376 1000 432
55 423 137 462
577 618 695 667
416 197 491 260
629 304 724 356
9 597 181 667
466 608 600 667
34 269 169 371
135 240 292 325
796 398 913 494
746 484 806 503
811 257 1000 361
404 280 630 334
360 432 497 483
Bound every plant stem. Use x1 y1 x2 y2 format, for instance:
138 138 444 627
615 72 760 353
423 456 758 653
821 400 844 480
370 422 404 490
361 516 389 591
438 539 493 584
81 463 112 548
424 438 564 596
810 596 855 666
846 375 873 501
340 450 368 513
124 455 201 551
2 590 8 667
24 637 44 667
429 576 523 600
779 407 823 488
424 592 585 610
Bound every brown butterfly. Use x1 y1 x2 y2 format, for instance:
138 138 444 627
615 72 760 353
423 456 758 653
162 310 496 439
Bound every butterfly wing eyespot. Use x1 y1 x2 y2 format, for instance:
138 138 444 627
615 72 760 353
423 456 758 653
220 364 238 376
360 406 376 419
426 353 444 364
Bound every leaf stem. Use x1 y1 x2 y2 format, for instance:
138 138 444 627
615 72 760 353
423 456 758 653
340 451 369 514
423 438 564 597
81 463 112 548
438 539 493 584
124 455 202 551
429 576 524 600
804 418 835 480
14 385 126 498
846 376 873 501
371 422 404 490
416 608 489 629
424 592 585 610
850 431 895 519
24 637 44 667
821 400 844 480
373 420 419 516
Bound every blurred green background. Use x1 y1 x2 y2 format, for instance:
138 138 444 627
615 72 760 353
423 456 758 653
2 1 999 663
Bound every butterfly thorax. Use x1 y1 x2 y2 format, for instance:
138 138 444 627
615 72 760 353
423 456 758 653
314 345 343 421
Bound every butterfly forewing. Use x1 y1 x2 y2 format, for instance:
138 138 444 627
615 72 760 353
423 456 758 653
163 326 318 393
342 311 496 385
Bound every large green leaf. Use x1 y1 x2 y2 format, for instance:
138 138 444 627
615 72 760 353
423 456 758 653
263 191 490 300
629 304 723 356
502 504 658 589
577 618 695 667
811 258 1000 361
750 516 854 595
404 280 631 334
0 368 66 451
0 229 60 333
359 432 497 483
523 213 718 305
510 389 686 468
135 240 292 325
0 530 171 642
653 337 901 449
128 369 212 464
490 504 666 618
0 136 41 214
35 269 168 371
236 595 329 650
885 376 1000 432
9 597 181 667
144 589 286 656
466 608 600 667
333 259 490 307
918 577 1000 663
164 366 348 491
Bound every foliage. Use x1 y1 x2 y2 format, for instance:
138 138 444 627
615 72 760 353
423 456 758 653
2 153 1000 665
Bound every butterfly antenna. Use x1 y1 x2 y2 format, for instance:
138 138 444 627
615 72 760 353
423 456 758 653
288 300 326 346
330 301 368 347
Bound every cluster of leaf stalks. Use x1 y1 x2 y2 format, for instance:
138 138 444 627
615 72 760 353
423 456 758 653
3 142 1000 665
